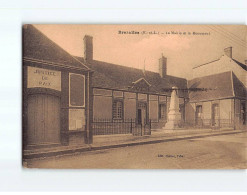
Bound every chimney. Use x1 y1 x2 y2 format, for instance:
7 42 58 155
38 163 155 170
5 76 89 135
159 53 167 78
84 35 93 63
224 47 232 58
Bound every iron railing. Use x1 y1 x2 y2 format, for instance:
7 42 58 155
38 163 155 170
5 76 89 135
92 118 151 136
150 119 235 129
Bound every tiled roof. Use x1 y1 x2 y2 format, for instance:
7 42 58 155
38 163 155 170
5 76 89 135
23 25 89 70
188 71 246 102
75 57 188 98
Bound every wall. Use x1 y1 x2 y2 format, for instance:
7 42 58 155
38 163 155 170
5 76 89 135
124 92 136 119
185 102 195 123
93 89 112 119
234 99 247 129
92 88 188 129
220 99 232 120
185 99 234 128
149 95 159 122
235 99 241 126
202 101 211 120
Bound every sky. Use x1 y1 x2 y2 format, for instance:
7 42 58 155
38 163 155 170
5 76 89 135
34 24 246 79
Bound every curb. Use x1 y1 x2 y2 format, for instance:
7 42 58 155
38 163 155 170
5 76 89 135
23 130 245 160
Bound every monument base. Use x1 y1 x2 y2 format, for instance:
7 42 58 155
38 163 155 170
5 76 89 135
162 120 182 130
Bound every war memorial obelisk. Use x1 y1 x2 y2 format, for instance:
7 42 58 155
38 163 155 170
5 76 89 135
163 86 182 130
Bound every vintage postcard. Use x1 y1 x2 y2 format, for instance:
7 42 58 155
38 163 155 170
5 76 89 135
22 24 247 169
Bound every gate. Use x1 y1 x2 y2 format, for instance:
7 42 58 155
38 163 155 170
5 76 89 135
132 119 151 136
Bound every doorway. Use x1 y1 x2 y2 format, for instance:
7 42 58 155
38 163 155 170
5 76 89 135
27 94 61 146
137 102 147 126
212 103 219 128
195 105 202 126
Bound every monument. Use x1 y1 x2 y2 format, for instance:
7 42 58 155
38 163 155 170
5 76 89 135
163 86 182 130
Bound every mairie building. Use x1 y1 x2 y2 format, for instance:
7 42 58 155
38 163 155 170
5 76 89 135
76 35 188 131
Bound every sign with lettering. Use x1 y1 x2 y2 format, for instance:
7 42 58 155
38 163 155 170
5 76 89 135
27 66 61 91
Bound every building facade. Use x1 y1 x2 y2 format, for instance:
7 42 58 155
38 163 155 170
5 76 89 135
77 36 188 131
187 47 247 130
23 25 93 150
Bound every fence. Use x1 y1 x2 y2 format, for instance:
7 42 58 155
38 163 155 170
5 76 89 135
132 120 152 136
180 119 234 129
92 118 151 136
92 118 235 135
150 119 235 130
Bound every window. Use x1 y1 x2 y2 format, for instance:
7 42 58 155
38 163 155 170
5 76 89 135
159 104 167 120
113 100 123 120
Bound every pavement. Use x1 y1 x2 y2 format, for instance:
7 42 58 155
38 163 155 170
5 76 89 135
23 128 246 160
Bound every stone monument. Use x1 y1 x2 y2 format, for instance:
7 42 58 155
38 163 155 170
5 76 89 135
163 86 181 130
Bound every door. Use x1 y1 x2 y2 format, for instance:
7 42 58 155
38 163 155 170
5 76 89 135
195 105 202 126
141 107 146 126
212 103 219 128
137 102 147 125
27 94 61 146
137 109 142 125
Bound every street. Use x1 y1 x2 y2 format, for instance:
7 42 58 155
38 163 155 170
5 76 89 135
26 132 247 169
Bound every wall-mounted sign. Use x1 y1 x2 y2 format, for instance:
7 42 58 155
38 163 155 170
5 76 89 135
27 66 61 91
69 109 85 131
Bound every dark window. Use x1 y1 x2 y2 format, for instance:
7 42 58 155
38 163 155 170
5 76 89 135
113 100 123 120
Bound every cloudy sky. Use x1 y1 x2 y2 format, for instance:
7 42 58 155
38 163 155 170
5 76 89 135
34 24 246 79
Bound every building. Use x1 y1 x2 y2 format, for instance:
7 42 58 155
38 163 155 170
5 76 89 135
22 25 93 150
192 47 247 87
76 36 247 133
187 47 247 130
76 35 188 133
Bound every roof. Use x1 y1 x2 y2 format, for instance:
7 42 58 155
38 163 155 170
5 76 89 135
232 59 247 71
232 72 247 98
193 59 220 69
188 71 247 102
193 56 247 71
23 25 89 70
76 57 188 97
